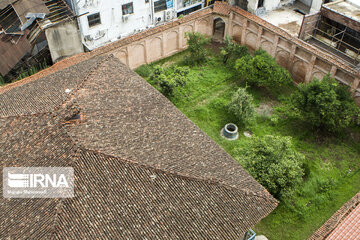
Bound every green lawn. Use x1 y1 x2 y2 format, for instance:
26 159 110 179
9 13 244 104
136 50 360 240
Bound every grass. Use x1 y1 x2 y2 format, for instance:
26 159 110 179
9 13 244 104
136 49 360 240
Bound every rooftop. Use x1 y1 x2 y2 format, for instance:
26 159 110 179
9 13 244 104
309 192 360 240
0 54 277 238
323 0 360 23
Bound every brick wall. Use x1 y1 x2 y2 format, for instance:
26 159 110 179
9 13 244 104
298 12 321 40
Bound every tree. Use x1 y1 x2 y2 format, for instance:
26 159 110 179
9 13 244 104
289 75 359 132
185 32 210 65
227 87 256 125
149 65 189 98
235 49 292 89
220 36 249 66
240 135 304 199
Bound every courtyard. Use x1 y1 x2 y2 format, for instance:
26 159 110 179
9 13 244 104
136 43 360 240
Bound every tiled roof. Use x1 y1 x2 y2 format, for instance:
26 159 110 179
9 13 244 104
309 192 360 240
326 203 360 240
0 55 277 238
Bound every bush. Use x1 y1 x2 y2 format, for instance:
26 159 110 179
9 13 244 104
149 65 189 97
0 75 4 86
240 135 304 199
135 64 153 78
220 36 249 66
289 75 360 132
235 49 292 89
228 87 256 125
185 32 210 65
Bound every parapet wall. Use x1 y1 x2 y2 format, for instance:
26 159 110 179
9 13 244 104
92 2 360 105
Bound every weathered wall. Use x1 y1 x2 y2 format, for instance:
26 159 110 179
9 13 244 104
94 8 214 69
298 12 320 40
45 20 84 62
224 4 360 105
90 2 359 105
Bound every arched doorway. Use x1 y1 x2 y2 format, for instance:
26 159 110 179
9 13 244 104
213 18 226 41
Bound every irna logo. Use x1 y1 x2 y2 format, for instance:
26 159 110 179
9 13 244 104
3 167 74 198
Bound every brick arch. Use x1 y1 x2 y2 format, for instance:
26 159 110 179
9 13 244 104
114 50 128 65
260 40 272 54
165 31 178 54
232 24 242 42
129 44 146 69
291 60 308 83
275 50 290 69
197 18 211 35
311 71 325 81
182 25 194 47
245 32 257 50
148 37 163 62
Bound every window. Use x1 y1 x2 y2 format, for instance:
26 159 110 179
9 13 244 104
87 13 101 27
145 0 149 3
122 2 134 15
154 0 167 12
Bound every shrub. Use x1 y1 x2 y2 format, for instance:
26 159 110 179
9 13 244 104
0 75 4 86
135 64 153 78
235 49 292 89
149 65 190 97
240 135 304 199
228 87 256 125
185 32 210 65
289 75 360 132
220 36 249 66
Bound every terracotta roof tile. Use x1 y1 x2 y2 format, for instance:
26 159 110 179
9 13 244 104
326 203 360 240
309 192 360 240
0 39 277 239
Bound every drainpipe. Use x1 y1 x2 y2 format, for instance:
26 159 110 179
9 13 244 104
150 0 155 25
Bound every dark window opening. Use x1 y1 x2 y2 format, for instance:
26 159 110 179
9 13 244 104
176 4 201 16
122 2 134 15
257 0 264 8
87 13 101 27
154 0 167 12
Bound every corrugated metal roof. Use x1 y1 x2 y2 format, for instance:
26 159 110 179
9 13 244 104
12 0 49 24
0 0 16 10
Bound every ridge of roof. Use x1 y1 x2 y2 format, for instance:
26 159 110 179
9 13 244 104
0 52 277 239
0 53 277 202
63 55 276 199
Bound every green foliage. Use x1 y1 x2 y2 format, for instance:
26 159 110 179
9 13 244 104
135 64 153 78
235 49 292 89
149 65 189 97
17 59 49 81
178 14 184 19
0 74 4 86
239 135 305 199
220 35 249 66
185 32 210 65
142 51 360 240
227 87 256 125
289 75 360 132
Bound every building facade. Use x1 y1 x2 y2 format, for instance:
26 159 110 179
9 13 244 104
65 0 205 50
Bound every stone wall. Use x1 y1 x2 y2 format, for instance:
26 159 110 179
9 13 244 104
92 2 360 105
